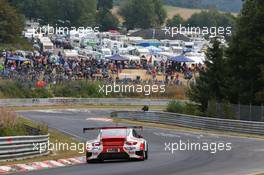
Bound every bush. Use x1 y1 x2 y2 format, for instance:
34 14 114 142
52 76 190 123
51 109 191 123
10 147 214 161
53 81 106 98
166 100 203 116
207 99 236 119
31 88 53 98
0 80 52 98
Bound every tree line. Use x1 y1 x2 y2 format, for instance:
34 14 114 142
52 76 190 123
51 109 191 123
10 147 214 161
167 10 236 29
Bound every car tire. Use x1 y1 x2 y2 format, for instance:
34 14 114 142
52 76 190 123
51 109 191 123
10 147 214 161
144 143 148 160
144 150 148 160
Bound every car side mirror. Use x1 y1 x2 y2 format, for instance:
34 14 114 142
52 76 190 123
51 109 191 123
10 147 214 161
138 134 143 138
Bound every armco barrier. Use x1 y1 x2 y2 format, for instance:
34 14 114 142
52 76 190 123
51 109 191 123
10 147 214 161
0 135 49 162
0 98 179 107
111 111 264 135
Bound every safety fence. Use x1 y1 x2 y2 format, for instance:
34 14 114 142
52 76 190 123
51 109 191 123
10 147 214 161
111 111 264 135
0 98 177 107
0 135 49 162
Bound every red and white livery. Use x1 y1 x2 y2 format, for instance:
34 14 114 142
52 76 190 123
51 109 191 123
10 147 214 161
83 126 148 163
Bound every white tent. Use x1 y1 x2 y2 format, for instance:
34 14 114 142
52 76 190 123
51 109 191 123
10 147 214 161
123 55 141 61
39 37 53 51
63 49 79 57
184 52 205 64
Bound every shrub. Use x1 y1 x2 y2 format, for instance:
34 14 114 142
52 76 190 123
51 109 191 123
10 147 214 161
166 100 203 116
53 81 106 98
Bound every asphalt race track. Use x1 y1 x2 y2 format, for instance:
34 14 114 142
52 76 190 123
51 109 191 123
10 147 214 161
15 109 264 175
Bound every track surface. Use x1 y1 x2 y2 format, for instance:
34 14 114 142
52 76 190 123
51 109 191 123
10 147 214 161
14 109 264 175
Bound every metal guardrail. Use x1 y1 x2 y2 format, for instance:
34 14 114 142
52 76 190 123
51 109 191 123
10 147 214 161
0 135 49 162
0 98 180 107
111 111 264 135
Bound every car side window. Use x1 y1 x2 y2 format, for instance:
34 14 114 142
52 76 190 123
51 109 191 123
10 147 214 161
132 129 139 138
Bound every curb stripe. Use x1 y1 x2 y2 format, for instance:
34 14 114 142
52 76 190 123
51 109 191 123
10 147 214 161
0 166 11 173
0 156 85 174
68 158 82 164
16 164 35 171
48 160 65 167
43 161 56 168
30 162 46 170
58 159 72 165
34 162 52 168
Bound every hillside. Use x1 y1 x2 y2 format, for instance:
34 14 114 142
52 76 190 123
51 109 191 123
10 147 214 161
112 5 203 21
164 5 203 20
164 0 242 13
112 5 236 22
114 0 243 13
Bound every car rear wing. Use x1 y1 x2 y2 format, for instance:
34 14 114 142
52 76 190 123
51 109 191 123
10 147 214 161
83 126 143 133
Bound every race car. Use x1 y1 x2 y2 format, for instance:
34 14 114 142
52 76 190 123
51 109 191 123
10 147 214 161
83 126 148 163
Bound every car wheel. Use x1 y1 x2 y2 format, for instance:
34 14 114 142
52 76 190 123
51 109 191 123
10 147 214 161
144 150 148 160
86 152 92 163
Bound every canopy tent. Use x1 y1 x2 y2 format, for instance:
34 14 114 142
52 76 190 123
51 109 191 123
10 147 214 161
123 55 141 61
6 56 30 62
168 55 194 62
137 41 160 47
105 54 129 61
184 52 205 64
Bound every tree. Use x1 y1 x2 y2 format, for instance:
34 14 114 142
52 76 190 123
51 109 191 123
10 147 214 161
152 0 167 27
96 0 118 31
167 14 184 26
97 0 113 10
0 0 24 43
119 0 167 29
225 0 264 105
186 10 236 28
97 10 118 31
188 39 227 111
9 0 97 27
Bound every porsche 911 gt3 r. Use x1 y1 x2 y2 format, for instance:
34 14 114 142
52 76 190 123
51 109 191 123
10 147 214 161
83 126 148 163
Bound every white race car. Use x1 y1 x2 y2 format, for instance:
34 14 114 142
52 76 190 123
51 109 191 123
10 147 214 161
83 126 148 163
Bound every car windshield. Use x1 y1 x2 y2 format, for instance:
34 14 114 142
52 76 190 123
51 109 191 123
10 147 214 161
101 129 128 137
